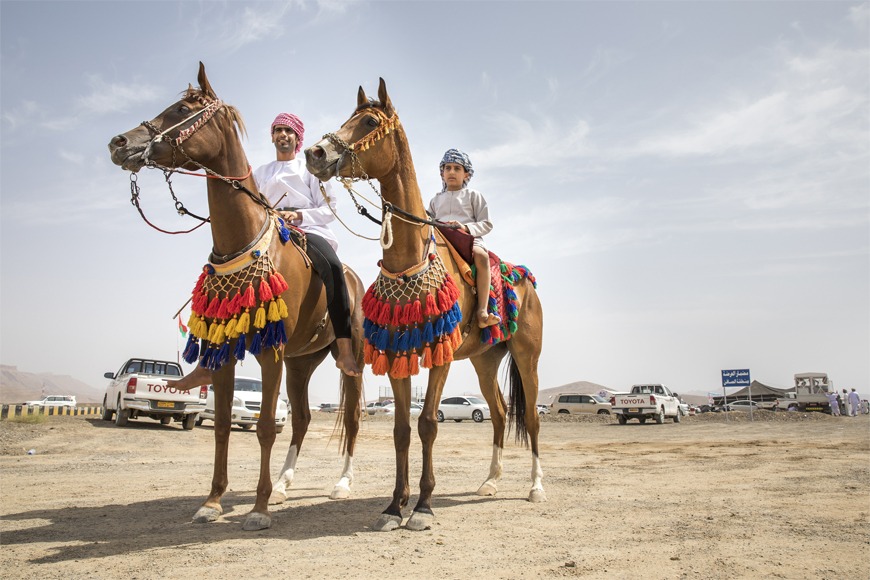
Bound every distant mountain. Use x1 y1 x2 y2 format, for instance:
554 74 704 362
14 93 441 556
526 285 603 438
0 365 104 405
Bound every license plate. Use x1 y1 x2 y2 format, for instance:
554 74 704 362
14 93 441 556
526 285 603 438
157 401 175 409
806 406 824 411
628 408 639 413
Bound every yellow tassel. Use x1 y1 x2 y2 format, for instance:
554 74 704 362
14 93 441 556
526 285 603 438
274 347 281 363
225 318 238 339
187 312 198 335
277 297 289 319
214 323 226 345
267 299 280 322
237 310 250 335
195 317 208 339
206 321 218 344
254 304 267 329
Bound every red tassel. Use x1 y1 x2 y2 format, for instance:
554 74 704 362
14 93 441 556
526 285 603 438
433 341 444 367
192 292 209 315
490 324 503 341
390 355 409 379
227 292 242 315
364 342 375 365
400 302 413 326
240 285 257 308
425 293 439 316
204 296 220 318
362 289 377 318
409 352 420 376
269 272 289 295
258 277 274 302
216 297 231 319
372 351 389 375
410 299 423 324
192 271 208 295
390 302 401 327
421 346 433 369
437 288 452 313
445 274 460 301
377 301 392 326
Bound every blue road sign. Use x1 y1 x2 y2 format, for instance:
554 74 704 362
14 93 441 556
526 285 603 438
722 369 751 388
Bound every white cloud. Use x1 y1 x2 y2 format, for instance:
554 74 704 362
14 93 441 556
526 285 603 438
848 3 869 28
76 75 162 116
472 112 592 169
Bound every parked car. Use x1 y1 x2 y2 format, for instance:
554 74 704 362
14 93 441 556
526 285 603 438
25 395 76 408
537 404 550 416
365 400 392 415
724 400 762 412
318 403 341 413
678 401 690 416
378 402 424 418
197 377 288 432
550 393 612 415
437 396 490 423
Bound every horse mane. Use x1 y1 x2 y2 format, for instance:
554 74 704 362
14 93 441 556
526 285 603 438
182 87 247 140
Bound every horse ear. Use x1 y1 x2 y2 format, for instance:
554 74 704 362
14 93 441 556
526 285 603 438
357 86 368 108
197 62 217 99
378 78 394 116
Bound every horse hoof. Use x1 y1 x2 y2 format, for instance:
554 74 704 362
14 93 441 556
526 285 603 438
373 513 402 532
476 481 498 496
406 511 434 531
192 506 222 524
268 491 286 505
242 512 272 531
528 488 547 503
330 484 351 500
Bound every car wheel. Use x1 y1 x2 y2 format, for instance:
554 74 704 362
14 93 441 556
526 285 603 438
472 410 484 423
114 405 129 427
558 409 570 414
655 407 665 424
241 424 254 431
597 409 609 415
101 396 113 421
181 414 197 431
436 410 444 422
673 410 681 423
275 425 284 434
160 416 172 425
195 416 204 426
639 417 647 424
617 414 627 425
454 419 462 422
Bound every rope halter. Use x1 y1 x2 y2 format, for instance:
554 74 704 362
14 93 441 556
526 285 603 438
141 97 224 162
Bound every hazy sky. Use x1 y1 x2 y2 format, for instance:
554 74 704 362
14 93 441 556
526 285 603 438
1 1 868 403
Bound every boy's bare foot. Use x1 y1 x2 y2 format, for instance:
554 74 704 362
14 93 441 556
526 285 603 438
477 310 501 328
335 338 362 376
166 365 213 389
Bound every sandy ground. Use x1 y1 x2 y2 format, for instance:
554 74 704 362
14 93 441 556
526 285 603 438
1 410 868 579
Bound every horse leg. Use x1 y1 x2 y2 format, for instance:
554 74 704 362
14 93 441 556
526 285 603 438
469 346 509 496
333 362 363 499
192 364 234 524
270 350 327 504
406 365 451 531
506 288 546 503
241 350 284 531
373 376 413 532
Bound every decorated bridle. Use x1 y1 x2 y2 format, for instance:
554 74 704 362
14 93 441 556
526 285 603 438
321 105 457 249
131 94 270 235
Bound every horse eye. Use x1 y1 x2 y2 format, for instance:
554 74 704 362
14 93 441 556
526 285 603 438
366 117 378 127
179 105 190 114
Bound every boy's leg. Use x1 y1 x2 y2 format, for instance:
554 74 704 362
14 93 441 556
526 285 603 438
473 247 499 328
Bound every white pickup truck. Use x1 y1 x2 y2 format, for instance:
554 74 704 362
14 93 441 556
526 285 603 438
102 358 207 430
610 384 682 425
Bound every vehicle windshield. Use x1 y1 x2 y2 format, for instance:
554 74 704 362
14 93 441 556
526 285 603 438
235 379 263 393
593 396 608 403
467 397 486 405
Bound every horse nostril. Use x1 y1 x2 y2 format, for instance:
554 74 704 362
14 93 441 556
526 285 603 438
310 146 324 160
111 135 127 148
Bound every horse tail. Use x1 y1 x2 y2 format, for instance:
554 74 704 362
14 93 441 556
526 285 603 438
505 353 529 448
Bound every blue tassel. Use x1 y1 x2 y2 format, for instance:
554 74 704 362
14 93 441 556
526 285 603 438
182 335 200 364
410 327 422 350
390 329 400 352
234 335 247 361
275 321 287 345
434 316 445 337
249 331 263 355
215 342 231 369
263 321 277 348
422 321 434 344
480 327 491 344
397 330 410 352
375 327 390 351
277 218 291 244
363 318 373 339
200 347 214 370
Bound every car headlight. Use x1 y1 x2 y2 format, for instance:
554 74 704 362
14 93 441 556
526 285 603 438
232 396 243 407
277 400 288 411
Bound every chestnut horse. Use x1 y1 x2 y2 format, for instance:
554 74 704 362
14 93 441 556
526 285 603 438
306 79 545 531
107 63 364 531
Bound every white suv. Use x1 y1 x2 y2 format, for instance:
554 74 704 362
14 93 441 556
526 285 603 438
26 395 77 408
197 377 288 432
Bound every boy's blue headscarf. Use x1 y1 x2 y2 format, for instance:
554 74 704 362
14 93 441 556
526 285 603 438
439 148 474 180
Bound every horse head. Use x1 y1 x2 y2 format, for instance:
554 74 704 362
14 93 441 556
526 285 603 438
305 78 401 182
108 62 246 174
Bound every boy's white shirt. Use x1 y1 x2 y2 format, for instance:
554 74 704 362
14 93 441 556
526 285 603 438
428 187 493 238
253 157 339 250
